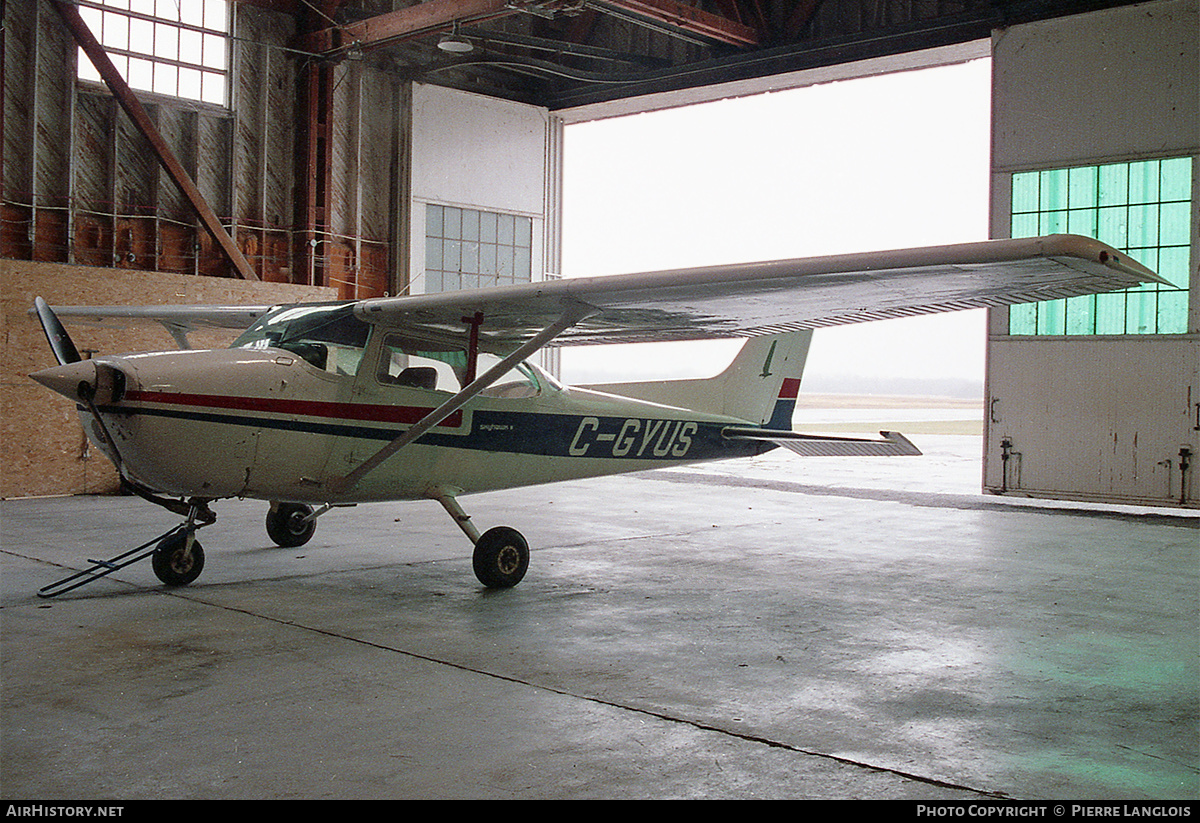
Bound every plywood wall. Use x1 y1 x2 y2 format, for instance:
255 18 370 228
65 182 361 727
1 260 334 498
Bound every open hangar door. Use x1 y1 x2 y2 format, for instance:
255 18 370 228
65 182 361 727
984 0 1198 508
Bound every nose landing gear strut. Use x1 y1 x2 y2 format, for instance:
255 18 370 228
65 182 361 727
38 500 214 598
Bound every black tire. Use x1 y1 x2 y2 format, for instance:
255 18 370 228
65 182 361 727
472 526 529 589
152 531 205 587
266 503 316 548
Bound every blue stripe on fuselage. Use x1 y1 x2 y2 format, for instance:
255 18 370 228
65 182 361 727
104 403 769 461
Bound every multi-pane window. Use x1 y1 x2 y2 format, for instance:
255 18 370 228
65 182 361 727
1009 157 1193 335
76 0 230 106
424 205 533 293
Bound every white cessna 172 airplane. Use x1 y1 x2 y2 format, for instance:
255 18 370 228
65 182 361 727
29 235 1159 597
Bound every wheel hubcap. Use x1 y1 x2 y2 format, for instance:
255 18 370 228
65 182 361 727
169 548 194 574
496 545 521 575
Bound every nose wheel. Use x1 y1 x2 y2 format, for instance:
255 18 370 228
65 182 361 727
151 530 205 587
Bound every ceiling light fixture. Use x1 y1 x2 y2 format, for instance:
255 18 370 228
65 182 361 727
438 24 474 53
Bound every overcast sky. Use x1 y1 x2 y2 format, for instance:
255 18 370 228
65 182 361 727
559 58 993 395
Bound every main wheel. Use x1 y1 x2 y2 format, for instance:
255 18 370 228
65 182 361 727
266 503 316 547
472 526 529 589
152 531 205 587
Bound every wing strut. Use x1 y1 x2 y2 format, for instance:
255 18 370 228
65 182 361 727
331 303 594 493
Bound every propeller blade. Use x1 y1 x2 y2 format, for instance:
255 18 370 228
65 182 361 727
34 297 82 365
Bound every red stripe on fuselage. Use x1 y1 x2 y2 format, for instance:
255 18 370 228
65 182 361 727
123 390 463 428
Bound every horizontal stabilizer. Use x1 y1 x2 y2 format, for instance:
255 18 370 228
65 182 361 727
722 427 922 457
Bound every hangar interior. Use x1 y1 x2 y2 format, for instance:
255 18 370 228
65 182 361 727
1 0 1197 802
0 0 1196 506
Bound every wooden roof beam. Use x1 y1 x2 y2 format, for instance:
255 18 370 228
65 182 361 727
301 0 525 55
596 0 761 47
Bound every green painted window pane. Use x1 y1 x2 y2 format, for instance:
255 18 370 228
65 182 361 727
1012 173 1040 213
1067 208 1097 237
1159 246 1191 289
1127 204 1159 248
1038 299 1066 335
1157 290 1189 334
1041 210 1068 234
1161 156 1193 201
1160 201 1193 245
1095 292 1127 334
1126 248 1157 279
1068 165 1098 209
1009 302 1038 335
1128 159 1160 204
1012 213 1040 237
1097 205 1128 247
1125 287 1158 334
1040 169 1069 211
1098 163 1129 206
1065 294 1096 335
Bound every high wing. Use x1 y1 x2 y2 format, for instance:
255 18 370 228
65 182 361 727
354 235 1161 350
39 235 1159 353
33 304 273 348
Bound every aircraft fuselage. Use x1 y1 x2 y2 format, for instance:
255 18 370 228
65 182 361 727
43 347 768 505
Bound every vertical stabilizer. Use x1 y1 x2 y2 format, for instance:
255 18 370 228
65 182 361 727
713 331 813 426
580 330 813 427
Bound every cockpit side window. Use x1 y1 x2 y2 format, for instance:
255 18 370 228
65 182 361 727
374 335 554 398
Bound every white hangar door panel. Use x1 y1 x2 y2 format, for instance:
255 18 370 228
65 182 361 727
985 0 1198 509
984 339 1198 506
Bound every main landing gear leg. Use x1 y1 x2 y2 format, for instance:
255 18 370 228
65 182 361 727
38 500 214 598
432 491 529 589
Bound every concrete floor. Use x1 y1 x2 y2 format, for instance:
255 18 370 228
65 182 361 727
1 436 1197 800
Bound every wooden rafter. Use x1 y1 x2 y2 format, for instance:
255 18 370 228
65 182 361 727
301 0 523 55
592 0 761 47
300 0 761 55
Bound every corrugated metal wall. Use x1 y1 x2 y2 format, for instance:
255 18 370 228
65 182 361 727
2 0 402 299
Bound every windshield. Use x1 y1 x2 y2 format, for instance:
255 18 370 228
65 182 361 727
233 304 371 375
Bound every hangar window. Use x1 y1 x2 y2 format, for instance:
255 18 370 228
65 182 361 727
424 206 533 293
1009 157 1193 336
75 0 230 107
